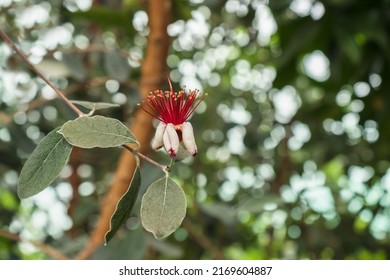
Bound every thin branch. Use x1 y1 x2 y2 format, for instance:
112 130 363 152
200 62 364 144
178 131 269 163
23 76 122 112
0 228 70 260
25 82 86 111
0 29 84 117
122 144 167 171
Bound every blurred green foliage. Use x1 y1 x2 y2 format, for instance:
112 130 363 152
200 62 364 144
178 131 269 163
1 0 390 259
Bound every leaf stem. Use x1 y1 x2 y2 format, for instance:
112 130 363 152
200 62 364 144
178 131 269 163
166 157 175 173
122 144 167 171
0 29 84 117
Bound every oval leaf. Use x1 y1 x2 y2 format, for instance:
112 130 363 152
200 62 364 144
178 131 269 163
105 167 142 244
71 100 120 111
18 128 73 199
58 115 138 148
140 176 187 239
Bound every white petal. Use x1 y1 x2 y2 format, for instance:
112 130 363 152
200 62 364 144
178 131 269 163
174 143 192 162
151 122 166 150
182 122 197 156
163 123 180 157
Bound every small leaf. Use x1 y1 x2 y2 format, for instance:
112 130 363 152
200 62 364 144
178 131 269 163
140 176 187 239
18 128 73 199
105 167 142 244
58 115 138 148
71 100 120 111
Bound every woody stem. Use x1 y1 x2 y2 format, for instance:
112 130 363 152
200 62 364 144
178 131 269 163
0 29 84 117
122 144 167 171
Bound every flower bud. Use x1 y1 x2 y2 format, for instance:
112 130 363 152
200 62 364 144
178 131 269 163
182 122 197 156
163 123 180 157
151 122 166 150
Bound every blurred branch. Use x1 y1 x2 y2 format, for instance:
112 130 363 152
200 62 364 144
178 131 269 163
0 77 135 126
0 112 12 125
0 228 70 260
182 218 225 260
271 124 292 194
74 0 172 259
67 147 82 238
27 83 85 111
45 44 142 63
0 29 84 117
23 76 134 111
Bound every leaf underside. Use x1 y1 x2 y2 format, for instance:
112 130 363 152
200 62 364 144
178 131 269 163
71 100 120 111
105 167 142 244
58 115 138 148
18 128 73 199
140 176 187 239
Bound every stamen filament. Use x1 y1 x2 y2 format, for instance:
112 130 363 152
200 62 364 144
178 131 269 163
138 79 205 125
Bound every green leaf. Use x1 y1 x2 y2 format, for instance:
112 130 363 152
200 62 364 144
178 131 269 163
105 167 142 244
58 115 138 148
18 128 73 199
71 100 120 111
140 176 187 239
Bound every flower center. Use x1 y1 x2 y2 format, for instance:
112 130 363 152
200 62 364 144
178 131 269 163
139 79 205 125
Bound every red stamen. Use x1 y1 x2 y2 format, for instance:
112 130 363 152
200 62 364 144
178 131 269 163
138 78 205 125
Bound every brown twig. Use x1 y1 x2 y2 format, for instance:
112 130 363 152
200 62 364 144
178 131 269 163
74 0 172 259
122 144 167 171
0 29 84 117
270 124 292 194
0 228 70 260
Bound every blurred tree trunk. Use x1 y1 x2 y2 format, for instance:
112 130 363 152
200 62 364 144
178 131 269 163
75 0 172 259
